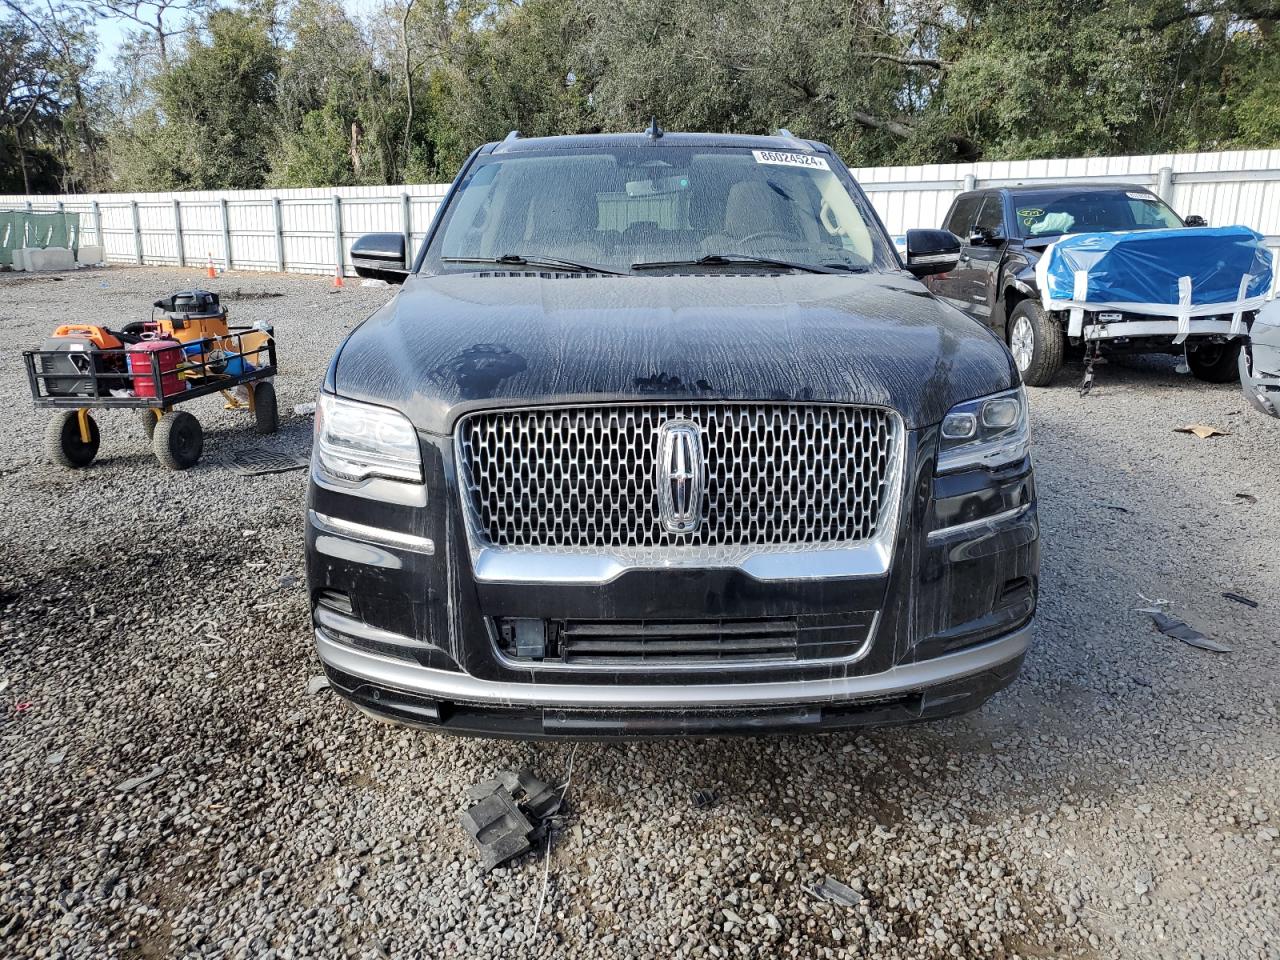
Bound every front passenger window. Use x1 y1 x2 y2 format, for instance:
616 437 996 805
944 195 982 238
973 196 1005 239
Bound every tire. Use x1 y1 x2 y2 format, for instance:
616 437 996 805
1186 342 1242 383
1007 300 1065 387
44 411 100 469
138 409 159 440
152 410 203 470
253 380 279 435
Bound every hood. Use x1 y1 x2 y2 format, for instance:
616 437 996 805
333 271 1017 433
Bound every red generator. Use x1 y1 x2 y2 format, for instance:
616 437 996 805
126 339 184 398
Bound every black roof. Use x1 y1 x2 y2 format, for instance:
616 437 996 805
484 131 826 155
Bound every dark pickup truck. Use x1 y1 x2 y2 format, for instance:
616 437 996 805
925 183 1244 386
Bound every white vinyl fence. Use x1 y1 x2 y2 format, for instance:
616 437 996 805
0 184 450 276
3 148 1280 290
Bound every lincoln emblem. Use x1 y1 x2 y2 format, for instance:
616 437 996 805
656 420 705 534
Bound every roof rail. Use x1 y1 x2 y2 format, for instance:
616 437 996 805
773 127 817 153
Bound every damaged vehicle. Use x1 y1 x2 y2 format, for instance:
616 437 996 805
927 184 1272 386
306 129 1039 738
1242 299 1280 418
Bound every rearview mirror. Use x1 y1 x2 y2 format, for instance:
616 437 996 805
351 233 410 284
1184 214 1208 227
904 229 961 278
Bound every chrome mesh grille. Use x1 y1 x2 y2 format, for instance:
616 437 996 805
457 404 898 552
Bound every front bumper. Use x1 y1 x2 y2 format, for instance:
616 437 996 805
307 422 1039 739
1241 331 1280 418
316 617 1030 738
1080 317 1246 342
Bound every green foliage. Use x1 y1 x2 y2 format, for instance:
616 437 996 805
10 0 1280 194
109 9 278 190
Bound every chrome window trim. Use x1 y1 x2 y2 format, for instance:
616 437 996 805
485 611 880 673
453 402 906 584
314 621 1032 710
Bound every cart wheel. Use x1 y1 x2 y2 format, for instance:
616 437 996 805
253 381 279 435
153 410 203 470
45 411 100 469
138 408 160 440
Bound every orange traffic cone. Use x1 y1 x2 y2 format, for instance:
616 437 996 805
332 266 344 289
206 253 217 279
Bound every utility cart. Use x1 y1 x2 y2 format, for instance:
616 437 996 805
23 290 279 471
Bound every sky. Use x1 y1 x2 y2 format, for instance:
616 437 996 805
91 0 384 72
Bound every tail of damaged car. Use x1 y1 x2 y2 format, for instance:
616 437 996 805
306 130 1039 739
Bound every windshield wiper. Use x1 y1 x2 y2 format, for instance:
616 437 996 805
441 254 625 275
631 254 860 274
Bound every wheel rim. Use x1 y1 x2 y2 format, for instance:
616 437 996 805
175 422 198 456
1011 316 1035 372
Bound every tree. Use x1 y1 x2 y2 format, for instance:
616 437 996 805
108 8 279 190
81 0 212 65
1 0 100 193
270 0 402 186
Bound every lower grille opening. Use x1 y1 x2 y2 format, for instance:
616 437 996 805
495 612 875 667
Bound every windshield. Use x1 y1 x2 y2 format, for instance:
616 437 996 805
422 144 897 275
1012 189 1184 239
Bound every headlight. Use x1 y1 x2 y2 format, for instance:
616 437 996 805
314 392 423 484
937 387 1029 473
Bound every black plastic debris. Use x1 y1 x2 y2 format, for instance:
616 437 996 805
226 448 308 476
691 788 721 810
1234 492 1258 505
459 768 564 870
1222 592 1259 608
459 788 536 870
809 876 864 908
1145 610 1232 653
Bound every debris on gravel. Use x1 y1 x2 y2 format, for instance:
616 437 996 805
1 267 1279 959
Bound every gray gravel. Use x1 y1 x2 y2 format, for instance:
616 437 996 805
1 266 1278 960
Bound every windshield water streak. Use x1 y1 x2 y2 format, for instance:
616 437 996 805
423 144 897 276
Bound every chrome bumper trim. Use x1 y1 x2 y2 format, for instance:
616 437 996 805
469 539 896 585
314 622 1032 710
927 503 1033 543
308 509 435 555
315 604 429 649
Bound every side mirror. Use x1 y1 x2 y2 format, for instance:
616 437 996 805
351 233 409 284
904 228 961 278
1184 214 1208 227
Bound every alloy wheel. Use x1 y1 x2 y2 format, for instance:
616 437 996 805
1011 316 1035 372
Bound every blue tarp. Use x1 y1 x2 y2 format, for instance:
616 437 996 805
1038 225 1273 313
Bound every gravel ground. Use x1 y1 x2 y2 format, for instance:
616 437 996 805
1 265 1278 960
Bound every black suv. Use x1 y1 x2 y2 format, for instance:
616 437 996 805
927 183 1241 385
306 130 1039 739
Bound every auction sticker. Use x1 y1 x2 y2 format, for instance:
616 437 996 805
753 150 830 170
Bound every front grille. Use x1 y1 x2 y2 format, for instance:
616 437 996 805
494 613 876 666
457 403 898 553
